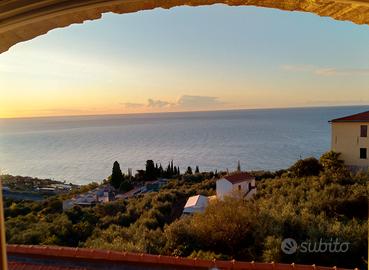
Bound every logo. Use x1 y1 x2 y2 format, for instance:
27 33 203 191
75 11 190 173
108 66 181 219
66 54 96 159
281 238 350 254
281 238 298 254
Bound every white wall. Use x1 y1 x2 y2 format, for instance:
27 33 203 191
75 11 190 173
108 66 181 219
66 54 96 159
216 178 256 200
332 122 369 168
216 178 233 200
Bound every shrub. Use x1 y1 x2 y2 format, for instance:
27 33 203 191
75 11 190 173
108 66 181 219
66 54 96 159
320 151 348 178
289 157 322 177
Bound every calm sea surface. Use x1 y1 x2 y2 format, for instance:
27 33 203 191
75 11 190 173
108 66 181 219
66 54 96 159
1 106 368 184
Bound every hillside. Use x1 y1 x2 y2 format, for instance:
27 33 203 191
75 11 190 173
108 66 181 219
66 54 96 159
3 157 368 269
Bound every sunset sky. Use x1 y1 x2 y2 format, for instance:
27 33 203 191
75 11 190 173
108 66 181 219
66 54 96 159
0 4 369 118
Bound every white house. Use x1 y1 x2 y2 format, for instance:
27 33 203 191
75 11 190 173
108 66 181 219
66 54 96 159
182 172 257 216
183 195 209 215
216 172 256 200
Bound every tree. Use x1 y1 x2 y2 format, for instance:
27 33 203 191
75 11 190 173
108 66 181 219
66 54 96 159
119 180 133 193
145 160 157 180
186 166 193 175
289 157 322 177
195 166 200 174
237 161 241 172
135 170 146 182
110 161 124 189
170 160 174 175
320 151 347 176
165 163 171 177
158 164 164 177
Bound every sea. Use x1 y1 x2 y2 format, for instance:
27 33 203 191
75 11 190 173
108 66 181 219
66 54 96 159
0 106 368 184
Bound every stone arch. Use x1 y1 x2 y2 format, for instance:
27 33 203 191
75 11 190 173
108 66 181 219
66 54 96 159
0 0 369 54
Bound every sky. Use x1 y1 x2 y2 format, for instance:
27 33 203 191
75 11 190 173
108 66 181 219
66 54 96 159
0 4 369 118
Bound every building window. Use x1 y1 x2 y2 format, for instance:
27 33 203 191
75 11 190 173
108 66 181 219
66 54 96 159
360 148 367 159
361 125 368 138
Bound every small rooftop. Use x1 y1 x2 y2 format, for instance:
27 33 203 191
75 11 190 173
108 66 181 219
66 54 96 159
223 172 254 184
184 195 207 208
330 110 369 123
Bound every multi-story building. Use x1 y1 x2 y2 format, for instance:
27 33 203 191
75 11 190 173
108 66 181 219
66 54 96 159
330 110 369 170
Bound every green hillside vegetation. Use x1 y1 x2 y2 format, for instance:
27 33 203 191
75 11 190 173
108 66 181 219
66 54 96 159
3 152 368 269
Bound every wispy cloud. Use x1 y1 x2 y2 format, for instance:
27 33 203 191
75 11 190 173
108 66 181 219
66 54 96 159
176 95 223 109
147 99 174 108
281 64 369 77
120 95 224 111
314 68 369 76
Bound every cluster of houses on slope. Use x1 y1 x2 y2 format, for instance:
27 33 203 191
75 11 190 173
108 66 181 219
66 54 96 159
2 182 74 201
183 171 256 215
63 185 115 211
36 183 73 195
2 182 73 195
62 178 169 211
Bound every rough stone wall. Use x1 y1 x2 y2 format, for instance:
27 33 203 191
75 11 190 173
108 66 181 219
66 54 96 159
0 0 369 53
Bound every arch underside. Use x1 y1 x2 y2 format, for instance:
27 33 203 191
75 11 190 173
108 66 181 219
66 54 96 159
0 0 369 53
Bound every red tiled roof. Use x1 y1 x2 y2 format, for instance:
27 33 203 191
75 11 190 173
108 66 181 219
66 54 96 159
330 110 369 122
6 245 351 270
223 172 254 184
9 261 87 270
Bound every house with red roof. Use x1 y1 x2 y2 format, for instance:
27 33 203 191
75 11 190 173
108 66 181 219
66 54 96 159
182 171 256 215
216 172 256 200
330 110 369 169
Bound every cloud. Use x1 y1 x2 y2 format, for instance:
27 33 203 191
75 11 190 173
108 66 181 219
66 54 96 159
120 95 224 111
314 68 369 76
147 99 173 108
176 95 223 109
281 64 369 77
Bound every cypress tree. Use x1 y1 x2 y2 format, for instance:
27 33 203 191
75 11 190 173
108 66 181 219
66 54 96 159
159 164 164 177
145 160 156 180
237 160 241 172
170 160 174 175
166 163 171 177
195 166 200 174
110 161 124 189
